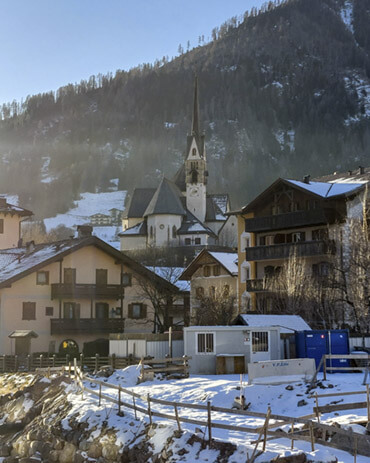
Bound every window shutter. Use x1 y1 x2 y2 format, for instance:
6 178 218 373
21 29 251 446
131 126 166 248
75 304 80 319
128 304 133 318
141 304 147 319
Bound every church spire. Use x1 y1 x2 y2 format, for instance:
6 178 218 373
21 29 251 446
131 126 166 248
191 76 200 136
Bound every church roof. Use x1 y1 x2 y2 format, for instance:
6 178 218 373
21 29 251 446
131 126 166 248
118 220 147 237
177 209 217 237
143 177 186 217
205 194 229 221
125 188 156 218
173 164 186 192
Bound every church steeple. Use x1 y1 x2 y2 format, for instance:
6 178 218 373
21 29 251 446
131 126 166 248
192 76 200 137
185 76 207 223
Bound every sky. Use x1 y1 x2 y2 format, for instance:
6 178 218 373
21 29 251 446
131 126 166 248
0 0 267 105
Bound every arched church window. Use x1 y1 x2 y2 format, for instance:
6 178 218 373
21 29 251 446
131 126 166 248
192 148 196 156
191 169 198 183
172 226 177 239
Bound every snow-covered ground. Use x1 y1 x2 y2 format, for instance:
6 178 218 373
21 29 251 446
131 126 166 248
42 190 126 249
64 367 370 462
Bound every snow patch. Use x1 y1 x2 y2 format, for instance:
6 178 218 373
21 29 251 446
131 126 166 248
340 0 354 34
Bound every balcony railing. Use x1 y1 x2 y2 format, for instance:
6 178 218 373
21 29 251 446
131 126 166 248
245 209 339 233
50 318 125 335
246 279 271 292
51 284 124 300
245 240 335 261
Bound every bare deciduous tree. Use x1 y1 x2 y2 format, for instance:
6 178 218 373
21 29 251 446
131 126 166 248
192 287 237 325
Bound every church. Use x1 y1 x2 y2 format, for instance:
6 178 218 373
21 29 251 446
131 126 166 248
119 78 237 252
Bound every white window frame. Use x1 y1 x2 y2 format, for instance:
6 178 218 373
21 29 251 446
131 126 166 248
196 332 216 355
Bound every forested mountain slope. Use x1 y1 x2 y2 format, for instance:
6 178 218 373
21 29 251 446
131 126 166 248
0 0 370 218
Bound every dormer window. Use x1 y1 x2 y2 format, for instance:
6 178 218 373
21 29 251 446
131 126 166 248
192 148 196 156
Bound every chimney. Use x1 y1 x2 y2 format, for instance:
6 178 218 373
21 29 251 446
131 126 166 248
77 225 93 238
359 166 365 175
0 197 7 208
26 240 35 253
303 175 311 184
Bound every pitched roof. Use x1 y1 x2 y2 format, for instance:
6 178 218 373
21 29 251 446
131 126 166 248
241 177 366 214
118 220 147 237
205 194 229 221
173 164 186 192
234 314 311 334
0 197 32 217
0 236 178 293
143 177 186 217
179 249 237 280
177 209 216 236
125 188 156 218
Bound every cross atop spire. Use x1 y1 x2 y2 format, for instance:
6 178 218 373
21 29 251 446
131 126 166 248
191 75 200 136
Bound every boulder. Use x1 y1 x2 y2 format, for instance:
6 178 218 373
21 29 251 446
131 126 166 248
59 443 76 463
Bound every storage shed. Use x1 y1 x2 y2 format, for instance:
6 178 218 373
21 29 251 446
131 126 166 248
184 325 282 375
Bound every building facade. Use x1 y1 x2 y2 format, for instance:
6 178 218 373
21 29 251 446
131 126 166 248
119 78 237 252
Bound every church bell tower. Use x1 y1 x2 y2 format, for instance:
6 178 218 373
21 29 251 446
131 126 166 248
185 77 207 223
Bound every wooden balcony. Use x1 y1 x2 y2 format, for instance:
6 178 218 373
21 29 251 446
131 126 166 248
245 240 335 262
246 279 270 293
50 318 125 335
51 284 124 300
244 209 339 233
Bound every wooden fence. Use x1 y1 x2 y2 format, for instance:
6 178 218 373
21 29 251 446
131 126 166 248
139 356 190 382
312 386 370 420
0 354 140 373
64 362 370 458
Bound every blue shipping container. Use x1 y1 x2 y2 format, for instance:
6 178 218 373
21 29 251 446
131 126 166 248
295 330 349 371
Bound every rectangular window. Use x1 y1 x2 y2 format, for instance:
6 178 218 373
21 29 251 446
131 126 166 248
195 287 204 299
36 271 49 285
213 265 220 276
128 303 147 319
63 302 80 319
194 237 201 245
64 268 76 284
203 266 211 277
197 332 215 354
45 306 54 316
22 302 36 320
312 229 328 241
209 286 215 298
0 219 3 234
184 238 191 245
96 269 108 285
252 332 269 352
121 273 132 286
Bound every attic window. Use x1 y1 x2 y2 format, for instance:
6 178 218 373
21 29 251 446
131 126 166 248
36 271 49 285
192 148 196 156
213 265 220 276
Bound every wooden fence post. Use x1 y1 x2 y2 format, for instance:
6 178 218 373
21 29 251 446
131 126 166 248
263 407 271 451
14 355 18 372
111 353 116 370
207 401 212 445
99 384 102 407
73 358 77 387
183 355 189 378
309 422 315 451
174 404 181 432
315 392 320 423
95 354 99 372
27 355 31 372
290 421 294 450
52 355 56 368
147 394 152 426
118 386 121 415
141 357 145 382
40 354 43 369
80 353 84 369
66 354 70 367
133 396 137 420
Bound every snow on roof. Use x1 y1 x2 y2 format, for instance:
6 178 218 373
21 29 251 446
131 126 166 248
286 179 364 198
237 314 311 334
146 266 190 292
208 252 238 275
0 240 78 284
43 190 127 232
119 221 147 236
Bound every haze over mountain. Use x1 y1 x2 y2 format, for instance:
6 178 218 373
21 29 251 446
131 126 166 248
0 0 369 219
